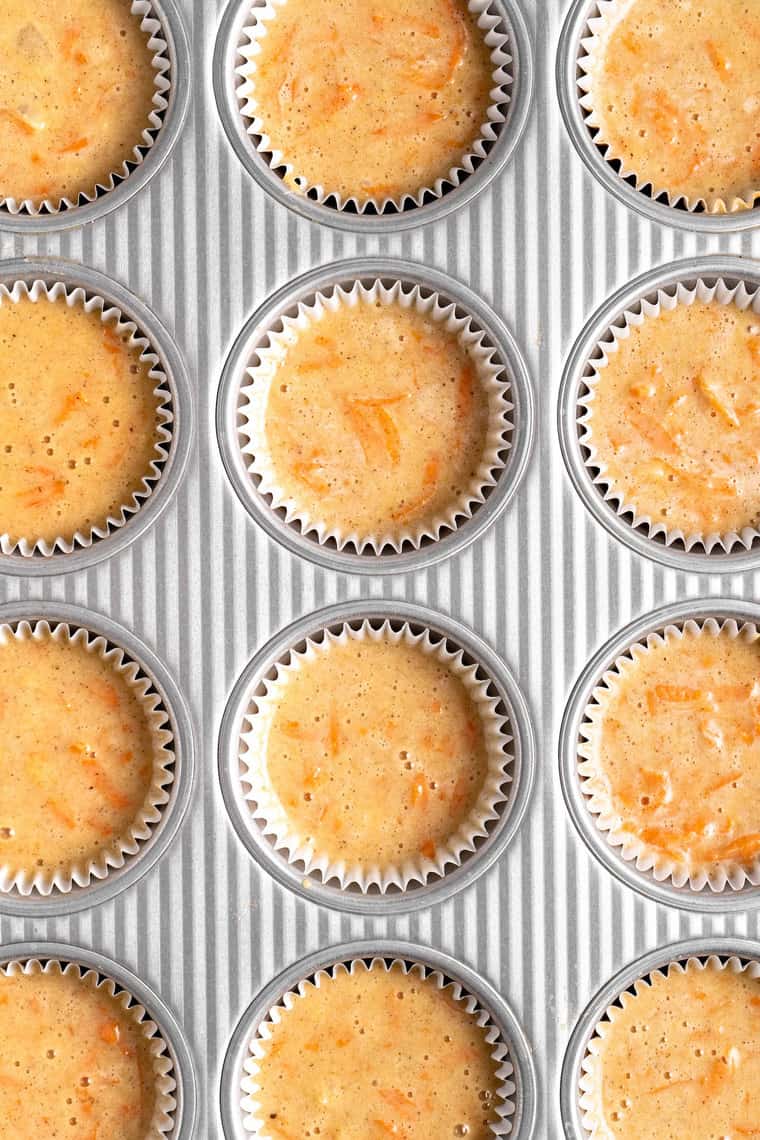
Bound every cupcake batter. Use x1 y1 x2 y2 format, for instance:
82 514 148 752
583 960 760 1139
0 294 163 547
245 0 495 202
262 633 490 868
0 631 159 877
585 299 760 536
0 0 158 205
252 961 502 1139
0 965 158 1139
261 296 492 538
590 0 760 208
582 625 760 875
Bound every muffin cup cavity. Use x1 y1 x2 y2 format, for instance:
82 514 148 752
576 0 760 217
240 955 516 1137
0 618 175 898
238 277 513 555
578 616 760 893
0 955 177 1137
577 953 760 1138
240 617 512 894
0 1 172 219
234 0 513 218
0 277 175 560
578 275 760 555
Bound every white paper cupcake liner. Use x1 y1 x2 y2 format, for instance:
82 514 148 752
578 617 760 893
0 2 171 218
577 275 760 555
0 619 175 896
234 0 513 215
0 279 174 558
239 618 513 892
576 0 760 215
238 278 513 554
241 955 516 1136
578 954 760 1137
0 956 176 1137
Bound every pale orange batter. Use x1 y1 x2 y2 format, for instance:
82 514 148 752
0 0 158 205
0 964 159 1139
585 299 760 536
0 294 163 547
262 633 490 868
259 297 492 539
250 961 502 1139
581 626 760 876
588 0 760 208
0 631 160 877
583 961 760 1139
244 0 495 202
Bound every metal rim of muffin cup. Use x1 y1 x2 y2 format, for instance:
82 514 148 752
555 0 760 233
0 258 194 577
0 0 191 235
219 938 537 1140
212 0 534 233
559 935 760 1139
218 600 536 916
216 257 535 574
558 254 760 573
559 597 760 914
0 940 198 1138
0 601 196 918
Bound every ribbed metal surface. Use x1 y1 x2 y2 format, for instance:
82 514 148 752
1 2 759 1136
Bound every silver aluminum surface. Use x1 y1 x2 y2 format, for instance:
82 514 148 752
0 1 758 1137
218 600 535 915
0 257 194 577
559 598 760 914
218 939 537 1140
216 257 535 574
0 939 198 1137
556 0 760 234
559 936 760 1138
212 0 534 234
0 0 192 236
0 601 196 918
558 255 760 573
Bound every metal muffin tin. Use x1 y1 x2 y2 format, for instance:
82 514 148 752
0 0 191 236
556 0 760 233
212 0 534 233
220 938 537 1140
560 936 760 1138
0 257 194 577
0 601 196 918
216 257 534 575
558 255 760 573
218 600 535 916
559 597 760 914
0 939 198 1137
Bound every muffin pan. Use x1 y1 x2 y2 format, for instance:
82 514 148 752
3 1 758 1136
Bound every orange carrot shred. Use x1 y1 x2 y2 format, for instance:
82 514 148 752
0 108 35 136
57 137 88 155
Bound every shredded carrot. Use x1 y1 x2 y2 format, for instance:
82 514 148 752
628 380 657 399
81 436 100 449
378 1088 414 1113
421 839 436 860
705 39 730 74
696 373 740 427
54 389 87 425
293 455 330 495
329 710 341 757
747 335 760 368
95 679 121 710
374 405 401 463
374 1122 402 1137
45 800 77 831
714 833 760 862
410 777 430 808
704 771 741 796
457 363 475 417
0 108 35 136
99 1021 121 1046
628 406 681 456
390 457 440 522
57 137 88 155
281 720 305 739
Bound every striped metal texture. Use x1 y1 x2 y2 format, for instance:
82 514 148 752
1 1 759 1137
